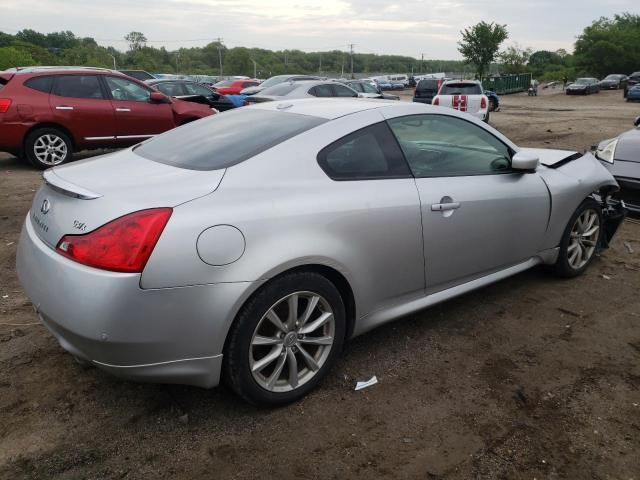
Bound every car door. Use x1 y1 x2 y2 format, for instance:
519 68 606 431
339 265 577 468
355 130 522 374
49 74 116 146
102 75 175 141
386 113 550 293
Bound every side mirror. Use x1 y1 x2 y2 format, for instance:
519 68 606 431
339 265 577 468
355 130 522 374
512 151 539 171
150 91 171 104
634 116 640 127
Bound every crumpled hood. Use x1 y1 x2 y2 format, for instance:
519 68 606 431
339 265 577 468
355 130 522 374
519 147 579 167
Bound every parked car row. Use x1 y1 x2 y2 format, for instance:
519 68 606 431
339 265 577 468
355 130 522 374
0 66 215 168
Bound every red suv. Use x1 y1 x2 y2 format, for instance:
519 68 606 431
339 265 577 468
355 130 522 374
0 67 214 168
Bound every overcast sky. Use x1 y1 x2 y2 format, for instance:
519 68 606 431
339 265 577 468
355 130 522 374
3 0 638 59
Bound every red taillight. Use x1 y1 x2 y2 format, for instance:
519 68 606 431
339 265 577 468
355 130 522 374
432 97 439 105
0 99 11 113
56 208 172 273
481 97 487 109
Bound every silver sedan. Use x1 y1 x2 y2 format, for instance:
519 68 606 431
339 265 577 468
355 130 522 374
17 99 625 405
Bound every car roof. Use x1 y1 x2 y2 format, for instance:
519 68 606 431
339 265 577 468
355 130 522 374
248 97 422 120
4 66 119 75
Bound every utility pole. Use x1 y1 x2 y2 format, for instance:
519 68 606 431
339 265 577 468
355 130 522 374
284 51 288 67
421 53 424 74
109 54 117 70
319 53 322 74
341 54 344 77
349 43 354 79
217 37 223 76
251 59 257 79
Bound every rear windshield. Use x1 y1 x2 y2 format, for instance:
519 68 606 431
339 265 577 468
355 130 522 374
134 108 326 171
440 83 482 95
260 83 298 96
416 80 439 92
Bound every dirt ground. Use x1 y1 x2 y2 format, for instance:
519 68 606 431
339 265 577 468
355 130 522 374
1 89 639 480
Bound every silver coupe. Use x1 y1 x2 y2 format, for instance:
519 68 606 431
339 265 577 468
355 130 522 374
17 99 625 405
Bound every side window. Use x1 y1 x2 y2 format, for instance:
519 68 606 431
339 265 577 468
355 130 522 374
184 83 212 96
156 82 183 96
332 85 358 97
349 83 363 93
105 76 151 102
317 122 411 180
309 85 333 97
387 114 512 177
24 76 54 93
52 75 104 99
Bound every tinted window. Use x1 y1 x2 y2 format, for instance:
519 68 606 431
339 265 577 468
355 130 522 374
260 83 298 96
387 114 512 177
135 109 326 171
317 122 411 180
348 83 364 92
440 83 482 95
183 82 212 96
242 81 258 88
416 79 439 92
105 76 151 101
156 82 184 96
332 85 357 97
24 76 54 93
360 82 379 94
53 75 104 99
309 84 333 97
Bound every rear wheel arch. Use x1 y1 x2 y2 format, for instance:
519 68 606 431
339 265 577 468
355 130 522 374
224 264 357 355
23 122 77 151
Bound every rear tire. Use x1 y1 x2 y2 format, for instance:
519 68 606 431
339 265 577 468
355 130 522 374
223 271 346 406
25 127 73 169
550 199 602 278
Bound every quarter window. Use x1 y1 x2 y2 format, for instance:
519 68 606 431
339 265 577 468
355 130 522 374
387 115 512 177
52 75 104 99
24 76 54 93
309 84 333 97
317 123 411 180
105 76 151 102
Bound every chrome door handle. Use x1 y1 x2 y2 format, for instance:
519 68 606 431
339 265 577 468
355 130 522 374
115 108 131 112
431 202 460 212
55 106 74 110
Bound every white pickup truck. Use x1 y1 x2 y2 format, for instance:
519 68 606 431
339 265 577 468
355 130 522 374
432 80 490 123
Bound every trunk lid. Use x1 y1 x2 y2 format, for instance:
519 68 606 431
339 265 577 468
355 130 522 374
29 149 225 249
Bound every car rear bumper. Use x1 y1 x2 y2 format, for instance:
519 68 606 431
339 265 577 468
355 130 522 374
16 216 252 388
0 121 29 154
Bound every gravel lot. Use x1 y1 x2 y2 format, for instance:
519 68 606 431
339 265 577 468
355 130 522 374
1 89 639 480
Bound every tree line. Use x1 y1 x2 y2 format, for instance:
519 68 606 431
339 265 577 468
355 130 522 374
0 13 637 81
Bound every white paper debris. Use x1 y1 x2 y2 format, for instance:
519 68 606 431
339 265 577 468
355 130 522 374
355 376 378 391
601 274 611 280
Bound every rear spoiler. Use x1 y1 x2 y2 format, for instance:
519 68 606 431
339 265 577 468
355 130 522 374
0 72 14 84
43 170 102 200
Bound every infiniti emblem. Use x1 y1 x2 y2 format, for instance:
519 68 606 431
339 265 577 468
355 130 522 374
40 199 51 215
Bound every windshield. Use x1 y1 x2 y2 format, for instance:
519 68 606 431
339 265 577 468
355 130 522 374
575 79 590 85
259 75 290 88
604 75 621 80
416 80 439 92
134 108 326 171
260 83 298 96
440 83 482 95
360 82 379 94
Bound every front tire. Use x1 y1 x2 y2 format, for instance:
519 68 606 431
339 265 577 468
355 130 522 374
224 271 346 406
25 127 73 169
550 199 602 278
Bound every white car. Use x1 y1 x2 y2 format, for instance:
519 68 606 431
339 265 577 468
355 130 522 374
432 80 490 123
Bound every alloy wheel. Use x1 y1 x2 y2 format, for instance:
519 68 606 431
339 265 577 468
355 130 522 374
567 209 600 269
33 134 68 166
249 291 335 393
